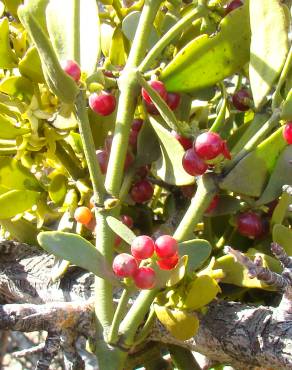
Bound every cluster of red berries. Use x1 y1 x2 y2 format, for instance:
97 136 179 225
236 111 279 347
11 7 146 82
180 132 231 177
141 80 180 114
112 234 179 289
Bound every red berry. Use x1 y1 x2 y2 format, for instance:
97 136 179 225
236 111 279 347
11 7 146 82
283 122 292 144
155 235 178 259
182 149 208 176
205 195 219 214
129 129 139 149
237 212 263 239
180 184 195 198
96 149 108 174
136 165 150 178
131 235 155 260
132 119 144 132
130 180 154 203
133 266 156 289
142 81 167 104
144 101 159 115
167 92 181 110
157 253 179 270
221 140 231 160
232 89 250 111
194 132 225 160
171 131 193 150
114 236 122 247
61 60 81 82
74 206 93 225
89 92 116 116
121 215 134 229
124 151 134 171
112 253 138 278
225 0 243 15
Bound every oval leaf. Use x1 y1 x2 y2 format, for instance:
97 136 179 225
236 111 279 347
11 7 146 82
149 116 194 185
273 224 292 256
48 173 67 204
178 239 211 272
0 76 34 101
0 189 40 219
0 17 17 68
19 46 45 83
0 114 30 139
160 3 250 92
37 231 118 283
106 216 136 245
249 0 289 108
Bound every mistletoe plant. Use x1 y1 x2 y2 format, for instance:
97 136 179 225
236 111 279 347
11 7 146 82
0 0 292 369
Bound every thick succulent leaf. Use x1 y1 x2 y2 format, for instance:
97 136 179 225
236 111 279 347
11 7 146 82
106 216 136 245
2 0 22 18
160 2 250 92
183 275 220 310
109 27 128 66
273 224 292 256
0 189 40 219
0 218 39 245
0 76 34 101
38 231 118 283
19 47 45 83
135 119 161 166
154 255 188 288
256 146 292 205
214 249 281 289
46 0 100 76
0 17 17 68
48 173 67 204
149 116 194 185
0 157 41 191
220 127 286 197
0 114 30 139
154 305 199 340
282 89 292 120
271 191 291 227
249 0 289 108
204 195 241 217
178 239 211 272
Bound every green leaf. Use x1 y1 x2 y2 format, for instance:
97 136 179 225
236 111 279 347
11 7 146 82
183 275 220 310
19 47 45 83
204 195 241 217
46 0 100 76
149 116 194 186
122 11 158 49
256 146 292 205
0 17 17 68
154 305 199 340
48 173 67 204
273 224 292 256
3 0 23 18
52 104 77 130
106 216 136 245
37 231 118 283
18 5 78 104
160 2 250 92
109 27 128 66
271 191 291 227
136 119 161 166
0 114 30 139
0 218 39 245
178 239 211 272
0 189 40 219
0 76 34 101
220 127 287 197
249 0 289 108
0 157 41 191
154 255 188 288
281 89 292 120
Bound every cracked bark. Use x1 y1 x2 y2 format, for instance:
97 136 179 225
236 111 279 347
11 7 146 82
0 240 291 369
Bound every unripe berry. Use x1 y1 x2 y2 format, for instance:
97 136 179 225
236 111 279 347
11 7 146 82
96 149 108 174
194 132 228 160
236 212 263 239
155 235 178 259
61 60 81 82
167 92 181 110
232 89 250 111
131 235 155 260
133 266 156 289
171 131 193 150
182 149 208 176
142 80 167 104
225 0 243 15
157 253 179 270
89 92 116 116
74 206 93 225
283 122 292 144
130 180 154 203
112 253 138 277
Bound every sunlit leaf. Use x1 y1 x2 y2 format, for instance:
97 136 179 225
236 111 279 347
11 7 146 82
0 17 17 68
0 189 40 219
178 239 211 272
273 224 292 256
106 216 136 245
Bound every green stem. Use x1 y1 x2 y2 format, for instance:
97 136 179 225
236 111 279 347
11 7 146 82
168 345 201 370
173 174 218 242
133 306 156 346
272 44 292 110
119 289 158 347
112 0 124 22
74 91 105 204
138 6 205 73
209 82 227 133
108 288 132 344
55 140 85 181
105 0 162 197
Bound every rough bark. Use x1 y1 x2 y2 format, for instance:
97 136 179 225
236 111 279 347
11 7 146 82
0 240 291 369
